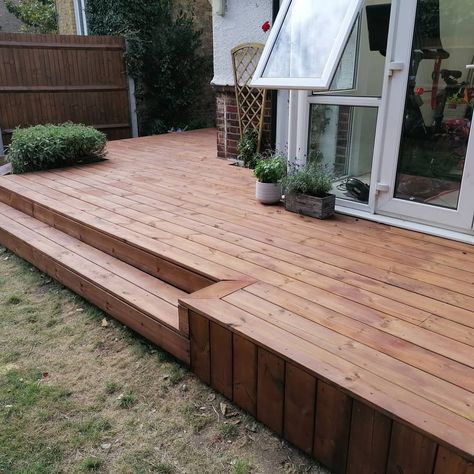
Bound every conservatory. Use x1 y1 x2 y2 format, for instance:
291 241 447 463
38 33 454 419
252 0 474 240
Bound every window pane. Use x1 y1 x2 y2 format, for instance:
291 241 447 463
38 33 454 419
262 0 358 81
394 0 474 209
316 0 392 97
308 104 378 203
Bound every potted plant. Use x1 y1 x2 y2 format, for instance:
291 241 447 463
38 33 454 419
254 154 286 204
284 162 335 219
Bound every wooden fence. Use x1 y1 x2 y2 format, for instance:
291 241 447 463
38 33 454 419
0 32 135 149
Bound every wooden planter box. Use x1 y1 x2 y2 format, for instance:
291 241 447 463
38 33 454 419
285 193 336 219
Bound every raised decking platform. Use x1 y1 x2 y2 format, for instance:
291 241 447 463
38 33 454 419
0 129 472 474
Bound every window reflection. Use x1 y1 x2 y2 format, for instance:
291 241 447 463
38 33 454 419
263 0 355 79
394 0 474 209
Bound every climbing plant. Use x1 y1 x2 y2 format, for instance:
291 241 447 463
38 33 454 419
86 0 206 135
5 0 57 33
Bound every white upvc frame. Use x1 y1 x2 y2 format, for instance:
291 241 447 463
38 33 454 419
289 93 385 213
251 0 365 90
281 0 399 215
375 0 474 232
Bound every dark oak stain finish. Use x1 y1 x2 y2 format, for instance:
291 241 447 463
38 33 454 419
189 311 211 385
210 322 233 400
347 400 392 474
387 423 437 474
232 334 257 416
314 381 352 474
284 363 317 455
257 348 285 435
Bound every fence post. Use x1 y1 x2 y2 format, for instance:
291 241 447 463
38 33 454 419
128 77 139 138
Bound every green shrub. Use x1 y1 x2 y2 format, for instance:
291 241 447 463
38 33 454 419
254 155 286 183
284 162 333 198
86 1 207 134
7 124 107 174
5 0 57 34
237 128 259 169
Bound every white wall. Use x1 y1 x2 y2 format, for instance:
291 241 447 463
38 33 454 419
212 0 273 86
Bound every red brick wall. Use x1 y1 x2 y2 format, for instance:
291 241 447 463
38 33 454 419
215 85 273 160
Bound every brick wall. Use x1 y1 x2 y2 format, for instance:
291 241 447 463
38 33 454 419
56 0 77 34
215 85 273 160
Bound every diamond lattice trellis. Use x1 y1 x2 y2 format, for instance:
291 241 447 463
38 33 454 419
232 43 267 153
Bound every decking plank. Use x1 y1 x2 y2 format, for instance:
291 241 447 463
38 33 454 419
12 171 474 338
244 281 473 392
1 131 473 466
179 297 474 458
51 163 474 280
223 289 474 420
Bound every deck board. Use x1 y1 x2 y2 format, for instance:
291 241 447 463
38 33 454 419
0 129 472 466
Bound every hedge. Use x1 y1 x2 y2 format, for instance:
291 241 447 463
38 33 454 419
7 123 107 174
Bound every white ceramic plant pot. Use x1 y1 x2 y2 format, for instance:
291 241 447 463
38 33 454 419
256 181 282 204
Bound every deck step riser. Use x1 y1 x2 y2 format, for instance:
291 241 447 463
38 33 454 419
185 308 474 474
0 186 213 293
0 220 190 364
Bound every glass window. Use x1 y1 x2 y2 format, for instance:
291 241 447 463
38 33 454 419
394 0 474 209
252 0 364 90
308 105 378 203
317 0 392 97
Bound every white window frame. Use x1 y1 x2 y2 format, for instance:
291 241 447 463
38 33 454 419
252 0 365 90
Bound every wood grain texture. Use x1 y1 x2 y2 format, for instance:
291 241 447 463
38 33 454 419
0 32 131 145
434 446 474 474
1 130 473 467
257 348 285 436
189 311 210 385
313 381 352 474
284 364 317 455
232 334 257 416
347 400 392 474
210 322 233 400
0 208 189 362
387 423 438 474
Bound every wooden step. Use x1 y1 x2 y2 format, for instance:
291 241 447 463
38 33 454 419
0 178 248 293
179 293 474 473
0 202 190 363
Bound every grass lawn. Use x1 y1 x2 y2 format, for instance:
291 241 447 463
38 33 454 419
0 247 327 474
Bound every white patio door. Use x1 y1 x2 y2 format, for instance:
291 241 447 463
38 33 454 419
376 0 474 231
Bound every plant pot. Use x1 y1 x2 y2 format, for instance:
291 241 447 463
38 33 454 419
256 181 282 204
285 193 336 219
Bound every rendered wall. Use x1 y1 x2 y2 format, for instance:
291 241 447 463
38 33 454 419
212 0 273 86
56 0 77 34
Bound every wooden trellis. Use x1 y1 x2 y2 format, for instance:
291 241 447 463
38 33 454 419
231 43 267 153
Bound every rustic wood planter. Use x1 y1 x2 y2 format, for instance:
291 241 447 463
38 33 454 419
285 193 336 219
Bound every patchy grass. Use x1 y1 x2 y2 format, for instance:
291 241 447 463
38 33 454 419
220 422 239 440
0 248 328 473
233 459 253 474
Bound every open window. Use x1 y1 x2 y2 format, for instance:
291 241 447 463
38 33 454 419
252 0 365 90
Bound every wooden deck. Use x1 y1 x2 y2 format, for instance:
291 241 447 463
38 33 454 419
0 129 472 474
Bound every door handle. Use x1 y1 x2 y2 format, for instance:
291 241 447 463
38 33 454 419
466 65 474 69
